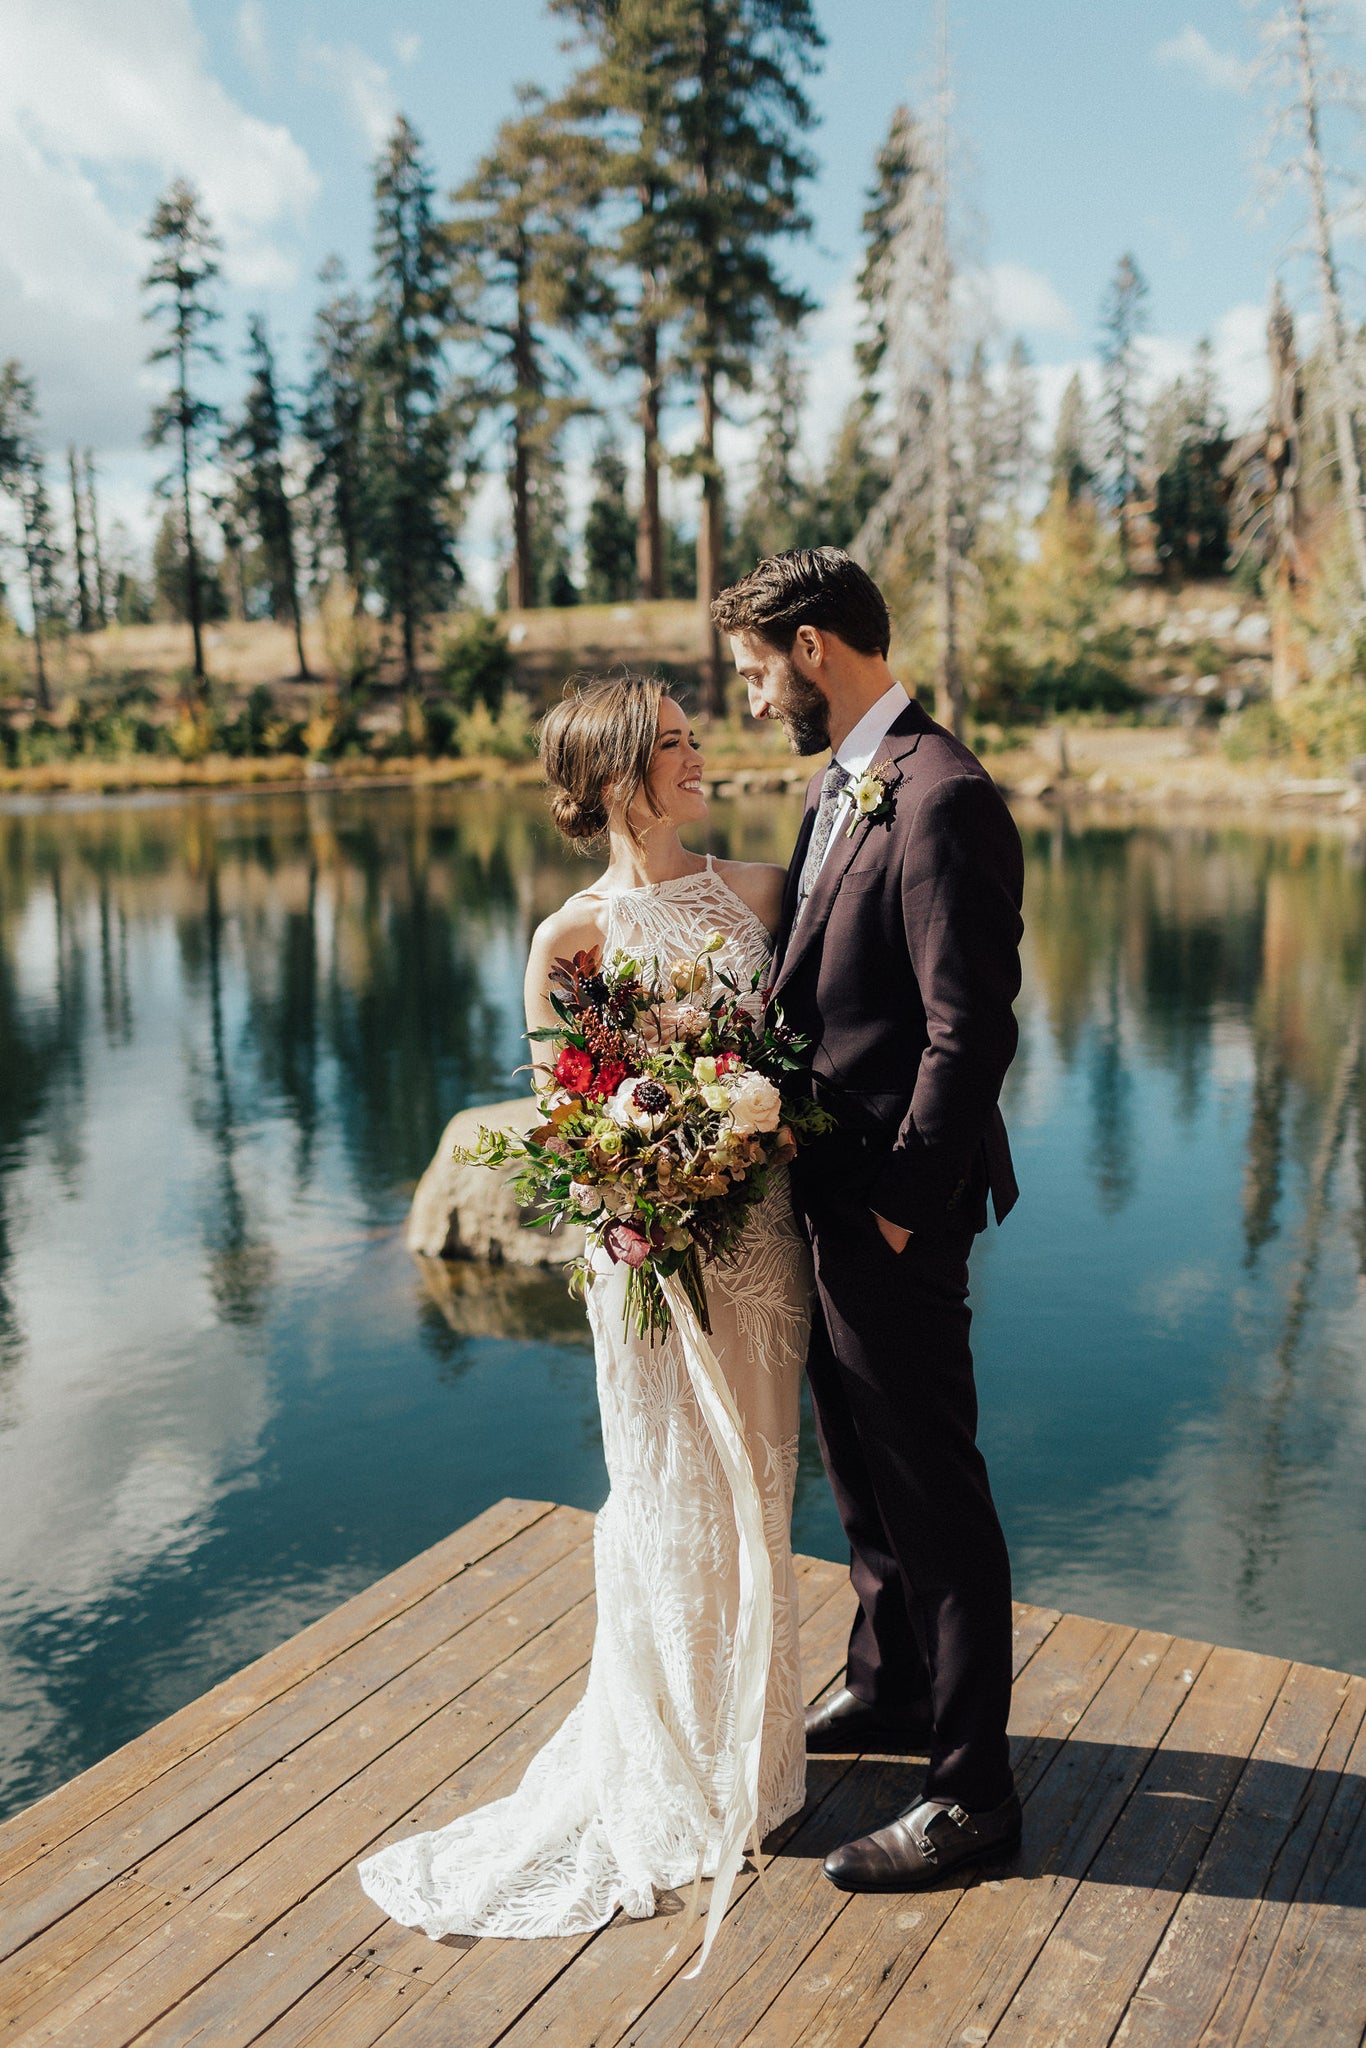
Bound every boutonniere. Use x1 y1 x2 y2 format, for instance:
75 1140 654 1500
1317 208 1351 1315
841 763 898 837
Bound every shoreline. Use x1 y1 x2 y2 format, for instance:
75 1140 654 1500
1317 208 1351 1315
1 735 1362 831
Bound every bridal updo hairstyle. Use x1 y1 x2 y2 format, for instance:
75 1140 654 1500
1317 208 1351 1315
540 671 666 848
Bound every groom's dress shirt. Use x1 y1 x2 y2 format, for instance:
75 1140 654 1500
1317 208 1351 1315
806 681 910 893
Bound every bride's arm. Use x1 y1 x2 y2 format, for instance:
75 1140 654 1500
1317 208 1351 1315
522 901 607 1060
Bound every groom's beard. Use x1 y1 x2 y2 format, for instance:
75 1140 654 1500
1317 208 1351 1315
771 658 832 756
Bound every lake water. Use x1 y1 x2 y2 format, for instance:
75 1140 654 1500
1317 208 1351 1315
1 784 1364 1824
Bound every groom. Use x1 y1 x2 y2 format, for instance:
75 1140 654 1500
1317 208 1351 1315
713 548 1024 1891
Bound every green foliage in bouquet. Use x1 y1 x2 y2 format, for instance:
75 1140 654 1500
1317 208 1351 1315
457 939 832 1341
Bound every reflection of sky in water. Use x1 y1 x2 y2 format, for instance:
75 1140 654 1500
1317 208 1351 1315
0 791 1363 1820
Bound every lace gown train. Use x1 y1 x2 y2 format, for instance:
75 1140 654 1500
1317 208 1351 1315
357 859 813 1945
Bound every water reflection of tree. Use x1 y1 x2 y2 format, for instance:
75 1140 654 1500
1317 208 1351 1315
0 824 91 1415
1020 823 1365 1246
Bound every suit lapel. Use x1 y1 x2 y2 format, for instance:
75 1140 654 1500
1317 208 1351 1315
769 702 931 1004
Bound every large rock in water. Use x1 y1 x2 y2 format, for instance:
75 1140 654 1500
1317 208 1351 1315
406 1096 585 1268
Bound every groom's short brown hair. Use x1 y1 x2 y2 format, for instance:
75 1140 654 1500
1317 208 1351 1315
711 547 891 658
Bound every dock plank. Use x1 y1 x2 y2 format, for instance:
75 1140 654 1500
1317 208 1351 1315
1 1502 1361 2048
0 1499 555 1891
985 1643 1290 2048
0 1508 592 1967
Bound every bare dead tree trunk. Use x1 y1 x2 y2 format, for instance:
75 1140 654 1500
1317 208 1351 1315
1268 286 1308 700
67 445 95 633
1293 0 1366 601
929 0 963 738
84 449 107 625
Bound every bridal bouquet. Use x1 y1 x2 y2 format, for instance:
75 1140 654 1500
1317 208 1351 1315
457 938 831 1340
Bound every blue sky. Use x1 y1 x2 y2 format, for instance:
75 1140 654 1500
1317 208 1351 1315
0 0 1351 589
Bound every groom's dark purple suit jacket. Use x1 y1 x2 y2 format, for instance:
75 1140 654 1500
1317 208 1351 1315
769 696 1024 1236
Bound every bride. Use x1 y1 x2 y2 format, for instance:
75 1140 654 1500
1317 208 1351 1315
358 672 814 1965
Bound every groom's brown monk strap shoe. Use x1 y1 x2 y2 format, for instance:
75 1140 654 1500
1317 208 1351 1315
823 1791 1023 1892
804 1687 933 1755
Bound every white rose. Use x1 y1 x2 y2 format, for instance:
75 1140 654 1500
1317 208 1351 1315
568 1180 603 1215
725 1071 782 1137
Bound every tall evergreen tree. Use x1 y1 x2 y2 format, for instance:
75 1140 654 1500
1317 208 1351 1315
1148 338 1229 577
995 336 1040 510
368 117 461 684
0 362 62 708
450 88 606 611
224 316 312 677
664 0 823 704
1098 251 1149 564
848 102 935 567
583 437 638 602
302 256 371 612
811 398 887 552
142 178 222 688
1051 371 1094 504
552 2 681 599
737 338 810 563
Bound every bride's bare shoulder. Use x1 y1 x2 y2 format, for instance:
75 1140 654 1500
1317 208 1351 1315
528 892 610 968
712 858 787 936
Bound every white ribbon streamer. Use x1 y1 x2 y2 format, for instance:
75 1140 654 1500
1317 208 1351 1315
658 1273 774 1978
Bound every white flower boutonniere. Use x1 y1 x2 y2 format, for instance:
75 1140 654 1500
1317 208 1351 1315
841 762 898 837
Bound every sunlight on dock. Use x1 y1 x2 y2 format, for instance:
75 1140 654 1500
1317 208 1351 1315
0 1499 1362 2046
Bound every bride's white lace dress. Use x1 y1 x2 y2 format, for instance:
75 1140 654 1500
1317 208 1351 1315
358 857 812 1956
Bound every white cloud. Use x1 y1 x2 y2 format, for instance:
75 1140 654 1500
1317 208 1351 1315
1156 26 1255 95
305 40 397 153
237 1 266 70
0 0 319 452
983 261 1077 338
394 31 422 67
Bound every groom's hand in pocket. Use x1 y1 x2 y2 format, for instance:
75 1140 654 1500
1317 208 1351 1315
871 1210 912 1254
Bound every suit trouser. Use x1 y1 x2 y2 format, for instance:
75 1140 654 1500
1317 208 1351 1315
802 1197 1015 1811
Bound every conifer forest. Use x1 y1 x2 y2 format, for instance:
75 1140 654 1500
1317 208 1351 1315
3 0 1366 780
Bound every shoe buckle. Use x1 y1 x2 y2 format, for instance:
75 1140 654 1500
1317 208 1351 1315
947 1803 970 1829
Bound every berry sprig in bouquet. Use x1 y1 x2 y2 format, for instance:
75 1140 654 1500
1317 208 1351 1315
458 937 832 1340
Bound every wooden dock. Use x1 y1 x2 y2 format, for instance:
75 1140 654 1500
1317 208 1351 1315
1 1497 1362 2047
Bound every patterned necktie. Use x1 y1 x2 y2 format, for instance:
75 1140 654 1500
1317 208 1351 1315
796 761 850 910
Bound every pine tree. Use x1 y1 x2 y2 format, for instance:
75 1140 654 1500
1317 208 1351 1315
1098 252 1149 565
302 256 370 612
0 361 62 708
811 398 888 552
1148 339 1229 577
450 88 606 611
663 0 823 705
225 315 312 677
847 102 935 570
583 438 637 602
368 117 461 684
1051 372 1094 504
142 178 222 688
996 337 1040 510
552 1 682 599
737 339 810 563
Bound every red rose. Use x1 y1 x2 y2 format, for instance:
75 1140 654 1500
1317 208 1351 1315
588 1058 627 1099
553 1045 595 1094
714 1051 740 1075
602 1219 651 1267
